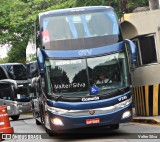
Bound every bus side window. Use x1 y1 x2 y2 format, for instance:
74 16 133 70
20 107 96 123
74 23 85 38
40 76 46 96
47 18 73 40
0 83 13 100
0 67 7 79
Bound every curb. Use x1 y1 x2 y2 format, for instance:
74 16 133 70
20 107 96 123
133 117 160 125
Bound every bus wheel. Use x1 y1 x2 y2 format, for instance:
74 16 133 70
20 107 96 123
36 119 41 125
45 127 55 137
110 124 119 130
11 115 20 121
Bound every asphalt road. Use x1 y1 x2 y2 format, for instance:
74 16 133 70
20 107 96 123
3 114 160 142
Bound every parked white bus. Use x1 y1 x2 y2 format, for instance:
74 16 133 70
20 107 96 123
0 63 33 120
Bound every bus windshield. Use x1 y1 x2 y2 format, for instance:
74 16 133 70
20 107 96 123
45 52 129 97
40 10 119 50
3 64 28 80
26 62 38 79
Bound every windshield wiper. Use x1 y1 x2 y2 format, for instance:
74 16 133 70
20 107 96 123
54 95 62 101
117 88 125 93
117 86 130 94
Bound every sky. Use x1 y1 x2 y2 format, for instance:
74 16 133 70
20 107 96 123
0 44 11 59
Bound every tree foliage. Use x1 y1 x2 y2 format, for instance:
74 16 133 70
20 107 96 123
76 0 148 13
0 0 75 63
0 0 149 63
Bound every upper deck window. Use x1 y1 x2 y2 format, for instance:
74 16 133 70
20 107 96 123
40 9 120 50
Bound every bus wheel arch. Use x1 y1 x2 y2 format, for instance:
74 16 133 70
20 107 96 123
45 127 56 136
10 115 20 121
110 124 119 130
36 119 41 125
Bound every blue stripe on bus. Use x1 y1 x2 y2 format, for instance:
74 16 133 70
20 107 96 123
105 12 119 34
81 15 91 37
47 91 131 110
41 41 124 58
68 16 78 38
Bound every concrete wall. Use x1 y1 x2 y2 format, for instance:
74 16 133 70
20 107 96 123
121 9 160 86
121 9 160 116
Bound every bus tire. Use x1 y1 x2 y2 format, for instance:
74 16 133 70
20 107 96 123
110 124 119 130
36 119 41 125
11 115 20 121
45 127 55 137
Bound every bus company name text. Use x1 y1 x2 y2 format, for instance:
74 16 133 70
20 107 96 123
54 83 85 89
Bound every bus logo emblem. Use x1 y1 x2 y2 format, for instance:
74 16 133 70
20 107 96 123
89 109 95 115
78 49 92 56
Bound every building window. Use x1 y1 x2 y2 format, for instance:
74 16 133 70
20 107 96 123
133 34 157 66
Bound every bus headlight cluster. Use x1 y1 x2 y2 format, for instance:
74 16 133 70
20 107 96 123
122 111 131 119
114 97 132 109
51 117 64 126
10 101 17 106
47 106 69 114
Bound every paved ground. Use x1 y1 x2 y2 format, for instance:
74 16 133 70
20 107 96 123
132 108 160 124
1 108 160 142
2 112 160 142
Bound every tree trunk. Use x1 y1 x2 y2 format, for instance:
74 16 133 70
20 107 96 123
120 0 128 12
148 0 159 10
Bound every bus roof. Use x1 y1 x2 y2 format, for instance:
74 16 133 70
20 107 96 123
39 6 113 17
0 63 24 66
26 61 37 65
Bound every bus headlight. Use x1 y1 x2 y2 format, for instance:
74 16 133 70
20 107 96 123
47 106 69 114
114 97 132 109
122 111 131 119
51 117 64 126
10 101 17 106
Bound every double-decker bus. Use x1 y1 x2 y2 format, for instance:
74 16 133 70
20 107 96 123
32 6 137 135
26 61 38 97
0 63 32 120
26 61 38 80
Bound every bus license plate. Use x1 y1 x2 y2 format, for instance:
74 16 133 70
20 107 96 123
86 118 100 125
7 106 11 110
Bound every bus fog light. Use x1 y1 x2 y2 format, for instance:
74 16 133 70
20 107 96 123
51 118 64 126
122 111 131 119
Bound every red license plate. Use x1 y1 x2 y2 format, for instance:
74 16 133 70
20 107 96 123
86 118 100 125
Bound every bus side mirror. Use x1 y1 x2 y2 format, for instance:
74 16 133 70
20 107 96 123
37 48 45 74
124 39 137 69
0 79 18 89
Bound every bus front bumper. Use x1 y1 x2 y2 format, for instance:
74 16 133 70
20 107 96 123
47 104 132 132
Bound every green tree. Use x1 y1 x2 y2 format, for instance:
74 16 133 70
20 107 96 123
0 57 9 63
0 0 75 63
7 40 27 63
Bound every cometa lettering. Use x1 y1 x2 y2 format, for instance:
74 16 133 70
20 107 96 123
82 97 99 102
